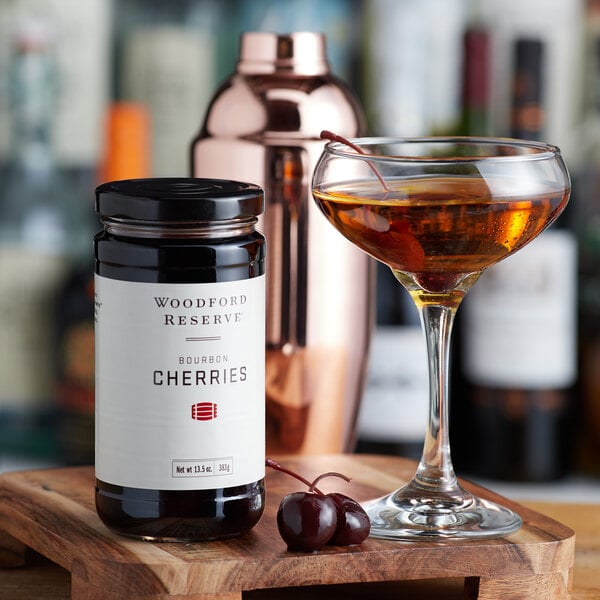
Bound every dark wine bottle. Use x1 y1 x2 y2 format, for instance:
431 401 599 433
54 265 95 465
449 24 490 474
454 38 577 482
574 28 600 477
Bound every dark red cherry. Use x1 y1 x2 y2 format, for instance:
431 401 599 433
327 493 370 546
266 458 371 552
276 492 338 552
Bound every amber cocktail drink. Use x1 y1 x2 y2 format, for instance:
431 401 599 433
312 137 570 539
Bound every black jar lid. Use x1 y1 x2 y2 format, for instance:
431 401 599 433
96 178 263 222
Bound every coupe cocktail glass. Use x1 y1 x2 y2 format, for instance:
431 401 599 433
312 137 570 540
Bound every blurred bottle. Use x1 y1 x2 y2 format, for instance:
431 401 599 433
457 26 490 137
510 39 545 141
448 21 492 471
54 268 96 465
362 0 467 136
55 102 151 464
117 0 218 176
0 0 112 168
456 37 577 481
191 32 373 454
475 0 583 163
574 0 600 477
97 103 152 183
0 17 82 459
355 263 428 460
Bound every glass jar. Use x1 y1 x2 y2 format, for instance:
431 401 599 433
94 178 266 541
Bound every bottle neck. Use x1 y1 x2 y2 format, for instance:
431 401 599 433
510 38 545 141
459 28 489 136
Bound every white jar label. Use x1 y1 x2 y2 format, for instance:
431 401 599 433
94 274 265 490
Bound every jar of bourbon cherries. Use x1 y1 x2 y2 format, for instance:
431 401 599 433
94 178 266 541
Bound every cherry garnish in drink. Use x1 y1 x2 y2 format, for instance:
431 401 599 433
266 458 370 551
320 130 390 192
319 130 426 275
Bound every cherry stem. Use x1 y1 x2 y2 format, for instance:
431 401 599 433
265 458 324 495
320 130 391 193
266 458 353 495
308 471 351 493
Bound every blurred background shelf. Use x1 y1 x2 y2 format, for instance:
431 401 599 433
2 0 600 491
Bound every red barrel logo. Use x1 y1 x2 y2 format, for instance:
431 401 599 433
191 402 217 421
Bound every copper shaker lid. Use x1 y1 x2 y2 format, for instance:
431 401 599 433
237 32 329 75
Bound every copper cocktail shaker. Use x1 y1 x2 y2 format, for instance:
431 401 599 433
190 32 373 454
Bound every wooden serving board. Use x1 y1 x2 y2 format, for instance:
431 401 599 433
0 454 575 600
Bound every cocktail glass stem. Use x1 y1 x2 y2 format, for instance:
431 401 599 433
362 286 522 539
390 298 473 512
414 302 460 495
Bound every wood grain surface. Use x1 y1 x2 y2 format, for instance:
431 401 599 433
0 454 577 599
